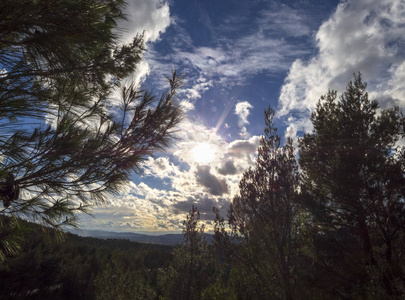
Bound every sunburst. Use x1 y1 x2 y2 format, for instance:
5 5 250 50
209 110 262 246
191 143 216 165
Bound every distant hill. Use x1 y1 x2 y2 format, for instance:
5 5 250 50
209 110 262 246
67 229 214 246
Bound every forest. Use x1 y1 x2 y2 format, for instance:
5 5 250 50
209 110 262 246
1 74 405 299
1 0 405 299
0 217 173 299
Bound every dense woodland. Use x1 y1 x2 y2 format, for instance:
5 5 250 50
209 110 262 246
0 217 173 299
1 0 405 299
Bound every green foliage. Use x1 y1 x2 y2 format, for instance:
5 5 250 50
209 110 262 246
94 258 156 300
214 107 302 300
0 0 133 120
0 216 24 261
0 0 183 257
158 205 218 300
299 73 405 298
213 74 405 299
0 218 172 299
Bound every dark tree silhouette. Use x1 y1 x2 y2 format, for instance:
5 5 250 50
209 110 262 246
215 107 301 300
158 205 216 300
299 73 405 297
0 0 182 258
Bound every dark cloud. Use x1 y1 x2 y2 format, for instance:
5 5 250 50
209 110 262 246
217 160 238 175
158 223 168 229
195 165 229 196
227 137 260 158
172 195 217 214
197 196 217 213
173 198 195 213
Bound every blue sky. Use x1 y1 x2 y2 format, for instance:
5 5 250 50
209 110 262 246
78 0 405 234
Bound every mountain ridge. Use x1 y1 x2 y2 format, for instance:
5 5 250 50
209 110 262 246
67 229 214 246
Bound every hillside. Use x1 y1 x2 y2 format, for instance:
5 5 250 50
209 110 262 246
68 229 214 246
0 218 173 299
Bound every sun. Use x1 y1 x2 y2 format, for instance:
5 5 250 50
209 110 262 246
191 143 216 165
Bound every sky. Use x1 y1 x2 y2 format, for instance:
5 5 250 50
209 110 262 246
78 0 405 234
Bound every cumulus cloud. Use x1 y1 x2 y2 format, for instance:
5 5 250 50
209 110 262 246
217 160 237 176
227 136 261 158
118 0 171 44
278 0 405 138
143 156 180 179
171 194 233 222
173 195 217 214
179 100 195 112
235 101 253 125
216 135 261 179
386 62 405 102
83 119 260 233
195 166 229 196
182 79 213 101
113 0 173 90
235 101 254 137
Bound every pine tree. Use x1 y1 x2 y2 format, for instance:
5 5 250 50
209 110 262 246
94 258 156 300
0 0 182 256
158 205 215 300
299 73 405 297
216 107 301 300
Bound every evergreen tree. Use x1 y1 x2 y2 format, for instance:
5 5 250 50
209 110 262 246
299 73 405 298
158 205 215 300
94 257 156 300
215 107 301 300
0 0 182 256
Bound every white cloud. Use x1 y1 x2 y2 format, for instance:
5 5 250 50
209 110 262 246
278 0 405 138
143 156 180 180
152 4 313 92
118 0 171 44
235 101 254 137
179 100 195 112
173 36 307 87
156 119 259 207
83 118 261 233
238 126 249 139
226 135 261 158
235 101 253 125
114 0 173 90
181 79 213 101
385 62 405 102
